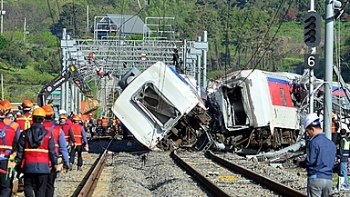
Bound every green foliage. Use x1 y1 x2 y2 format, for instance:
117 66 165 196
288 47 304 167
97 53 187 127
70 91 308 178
31 31 60 48
0 35 9 50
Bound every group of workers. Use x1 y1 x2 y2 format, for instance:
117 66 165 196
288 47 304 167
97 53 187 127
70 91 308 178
86 113 125 139
294 112 350 197
0 99 89 197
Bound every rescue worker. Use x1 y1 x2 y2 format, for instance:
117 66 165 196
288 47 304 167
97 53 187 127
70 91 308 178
15 107 58 197
42 105 70 197
69 115 89 171
101 116 108 135
96 116 103 136
87 113 95 138
16 100 34 132
337 129 350 190
58 110 75 149
332 112 339 144
0 104 20 197
0 100 21 132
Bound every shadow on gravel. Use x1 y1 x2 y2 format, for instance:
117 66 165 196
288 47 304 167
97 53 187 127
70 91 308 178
88 138 149 153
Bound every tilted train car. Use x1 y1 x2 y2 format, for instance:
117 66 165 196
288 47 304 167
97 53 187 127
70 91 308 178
112 62 350 152
206 69 304 151
112 62 211 151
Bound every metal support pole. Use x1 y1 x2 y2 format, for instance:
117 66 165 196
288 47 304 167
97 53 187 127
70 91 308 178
197 36 201 88
202 31 207 88
324 0 340 140
309 0 315 114
1 0 4 34
1 74 3 100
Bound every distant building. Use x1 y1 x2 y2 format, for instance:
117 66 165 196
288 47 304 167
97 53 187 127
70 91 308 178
94 14 150 39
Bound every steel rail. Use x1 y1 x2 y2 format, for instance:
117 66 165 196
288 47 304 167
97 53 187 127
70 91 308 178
207 151 307 197
72 140 113 197
172 150 230 197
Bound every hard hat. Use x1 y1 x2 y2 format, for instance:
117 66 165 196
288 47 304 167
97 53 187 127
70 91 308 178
73 115 81 121
32 107 46 117
59 115 67 119
22 99 34 110
59 109 67 115
303 113 320 128
0 100 12 111
42 105 54 116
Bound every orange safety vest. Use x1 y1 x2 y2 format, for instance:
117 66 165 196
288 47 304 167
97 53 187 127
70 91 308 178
71 123 83 146
0 121 17 157
102 119 108 127
3 118 20 132
43 121 62 154
332 121 337 133
16 113 33 132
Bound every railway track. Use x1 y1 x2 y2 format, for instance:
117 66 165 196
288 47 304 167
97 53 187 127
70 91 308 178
172 150 307 197
71 140 112 197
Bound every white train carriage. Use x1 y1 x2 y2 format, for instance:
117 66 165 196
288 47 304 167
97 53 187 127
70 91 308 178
207 69 303 149
112 62 209 150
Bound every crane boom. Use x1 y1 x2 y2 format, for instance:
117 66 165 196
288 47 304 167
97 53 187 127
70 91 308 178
37 65 99 114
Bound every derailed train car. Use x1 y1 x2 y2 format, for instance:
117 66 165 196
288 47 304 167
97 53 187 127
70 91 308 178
112 61 350 152
206 70 305 151
112 62 211 151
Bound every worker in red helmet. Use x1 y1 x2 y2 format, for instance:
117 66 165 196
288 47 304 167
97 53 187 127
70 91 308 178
15 107 58 197
69 115 88 171
42 105 70 197
16 100 34 132
0 104 20 196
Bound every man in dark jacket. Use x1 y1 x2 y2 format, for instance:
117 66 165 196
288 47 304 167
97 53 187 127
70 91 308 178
294 113 336 197
15 107 57 197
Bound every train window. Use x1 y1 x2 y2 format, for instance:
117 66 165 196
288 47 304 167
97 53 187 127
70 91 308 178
132 82 180 126
280 88 287 106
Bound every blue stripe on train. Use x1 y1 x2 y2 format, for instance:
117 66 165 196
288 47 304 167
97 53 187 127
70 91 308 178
267 77 290 85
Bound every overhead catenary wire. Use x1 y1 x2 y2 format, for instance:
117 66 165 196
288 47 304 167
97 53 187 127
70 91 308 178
224 0 289 82
235 0 294 87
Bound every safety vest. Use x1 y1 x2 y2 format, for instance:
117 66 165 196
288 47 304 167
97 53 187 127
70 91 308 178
43 121 62 154
71 124 83 146
16 114 33 132
3 118 19 132
97 118 102 126
23 130 51 165
61 122 72 143
341 137 350 156
0 121 16 157
102 119 108 127
332 121 337 133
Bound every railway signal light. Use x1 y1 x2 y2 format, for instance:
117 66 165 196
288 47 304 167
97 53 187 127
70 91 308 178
304 12 321 48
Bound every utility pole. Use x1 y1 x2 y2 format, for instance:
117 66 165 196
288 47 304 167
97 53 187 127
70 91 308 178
304 0 321 114
324 0 341 140
1 0 5 34
309 0 316 114
86 5 89 34
24 17 26 42
1 74 3 100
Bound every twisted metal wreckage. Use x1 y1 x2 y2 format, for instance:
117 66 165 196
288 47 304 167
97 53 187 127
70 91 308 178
112 62 350 158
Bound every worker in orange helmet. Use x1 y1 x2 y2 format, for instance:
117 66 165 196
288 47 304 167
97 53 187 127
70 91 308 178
0 100 20 133
69 115 88 171
0 104 20 196
58 109 75 150
42 105 70 197
16 100 34 132
15 107 57 197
